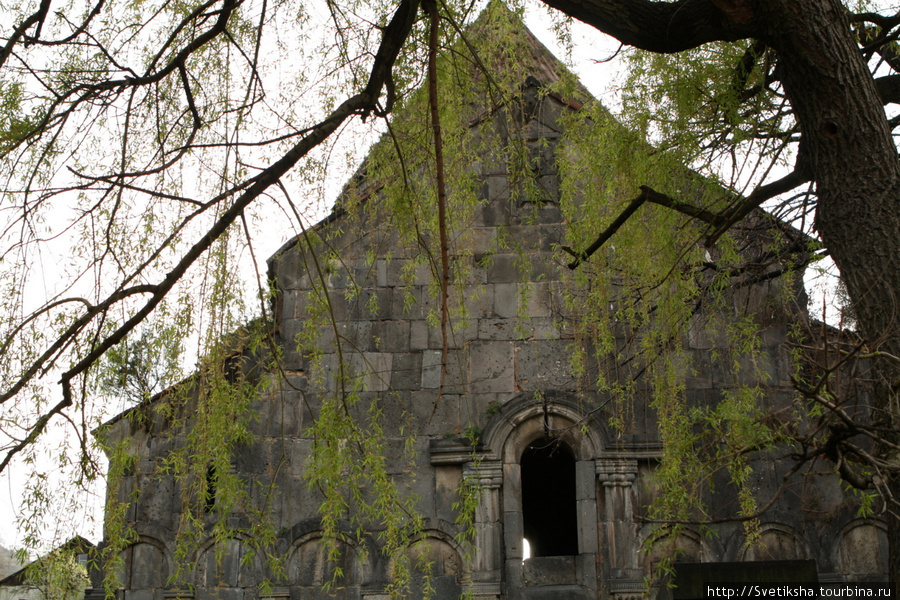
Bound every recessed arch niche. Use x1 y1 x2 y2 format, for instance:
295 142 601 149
194 536 262 590
640 527 707 573
740 524 809 562
287 533 363 598
117 536 171 594
396 533 462 599
835 520 888 581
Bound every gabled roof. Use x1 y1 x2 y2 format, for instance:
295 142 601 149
0 536 93 587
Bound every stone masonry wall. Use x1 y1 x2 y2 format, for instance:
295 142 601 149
100 77 888 600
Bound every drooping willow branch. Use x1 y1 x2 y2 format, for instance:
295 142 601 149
0 0 422 474
425 0 452 419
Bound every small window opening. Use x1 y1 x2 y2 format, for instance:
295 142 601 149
521 437 578 557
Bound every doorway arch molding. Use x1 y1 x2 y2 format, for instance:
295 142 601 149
478 390 609 464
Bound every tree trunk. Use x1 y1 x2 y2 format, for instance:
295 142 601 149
754 0 900 581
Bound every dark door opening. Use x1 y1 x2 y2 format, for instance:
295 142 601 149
521 437 579 557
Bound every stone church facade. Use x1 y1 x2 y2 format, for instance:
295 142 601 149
98 7 888 600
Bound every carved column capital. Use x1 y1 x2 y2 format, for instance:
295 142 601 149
596 459 638 487
464 461 503 489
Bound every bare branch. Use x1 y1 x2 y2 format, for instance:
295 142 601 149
0 0 422 473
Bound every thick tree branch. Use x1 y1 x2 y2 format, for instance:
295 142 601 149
876 74 900 106
565 169 808 270
0 0 421 474
538 0 755 54
705 168 810 244
562 190 646 269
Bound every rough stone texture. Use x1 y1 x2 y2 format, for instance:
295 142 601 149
92 9 888 600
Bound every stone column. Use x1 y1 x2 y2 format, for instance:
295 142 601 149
463 461 503 592
597 459 639 574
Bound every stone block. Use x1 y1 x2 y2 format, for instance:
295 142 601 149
409 390 462 436
464 227 499 255
514 340 573 390
410 320 430 350
522 556 576 586
687 349 713 389
481 200 510 228
577 499 599 554
477 318 519 341
289 439 314 479
352 264 376 288
407 262 433 286
575 461 595 501
136 476 175 529
234 440 272 475
462 284 494 319
506 226 560 252
271 248 303 290
326 267 354 290
574 554 597 591
461 283 493 320
334 321 375 353
521 282 552 318
494 283 519 318
434 465 463 523
445 285 488 322
375 259 388 287
392 286 436 320
504 511 524 559
469 341 515 393
390 353 422 390
421 350 467 392
370 320 410 353
385 260 408 287
528 317 563 340
351 288 392 321
548 281 574 318
350 352 392 392
470 392 505 428
486 175 511 203
505 559 525 591
262 394 301 435
503 463 522 513
487 254 522 283
771 344 794 386
428 319 472 350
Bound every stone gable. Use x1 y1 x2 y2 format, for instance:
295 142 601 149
97 6 888 600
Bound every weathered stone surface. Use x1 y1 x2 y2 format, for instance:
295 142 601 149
421 350 467 392
95 10 887 600
469 341 515 393
522 556 576 586
514 340 573 390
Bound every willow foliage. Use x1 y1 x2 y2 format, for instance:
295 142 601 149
0 0 876 592
555 33 814 552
